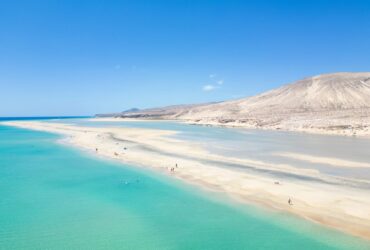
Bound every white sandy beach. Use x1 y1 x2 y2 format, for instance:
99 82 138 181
4 120 370 240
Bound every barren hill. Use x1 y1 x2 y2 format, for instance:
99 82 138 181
98 72 370 136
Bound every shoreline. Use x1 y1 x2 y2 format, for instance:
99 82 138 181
3 120 370 241
90 117 370 138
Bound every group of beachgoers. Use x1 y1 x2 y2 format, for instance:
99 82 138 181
95 146 294 206
95 146 128 157
169 163 178 172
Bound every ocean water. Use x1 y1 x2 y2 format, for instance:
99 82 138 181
0 122 370 249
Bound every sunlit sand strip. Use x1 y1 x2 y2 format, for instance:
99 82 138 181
274 152 370 168
88 117 175 123
3 121 370 240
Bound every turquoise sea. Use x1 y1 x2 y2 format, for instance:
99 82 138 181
1 118 369 249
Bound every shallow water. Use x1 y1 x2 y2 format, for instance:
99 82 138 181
1 120 370 249
49 118 370 183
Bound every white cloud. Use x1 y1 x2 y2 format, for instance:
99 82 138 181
203 75 224 92
203 84 217 91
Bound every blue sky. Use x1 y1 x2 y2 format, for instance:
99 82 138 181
1 0 370 116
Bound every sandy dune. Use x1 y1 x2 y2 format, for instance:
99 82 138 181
4 120 370 240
